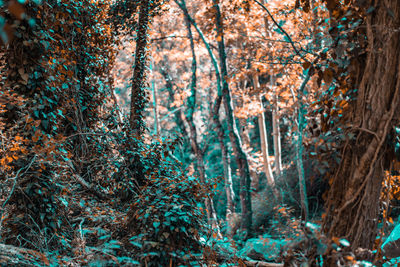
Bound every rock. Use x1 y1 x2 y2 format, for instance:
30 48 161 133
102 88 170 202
239 235 287 262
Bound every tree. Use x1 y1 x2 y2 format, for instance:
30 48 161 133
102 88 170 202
322 0 400 253
212 0 253 237
130 0 151 135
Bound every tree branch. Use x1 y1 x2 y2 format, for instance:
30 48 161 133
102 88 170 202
253 0 308 62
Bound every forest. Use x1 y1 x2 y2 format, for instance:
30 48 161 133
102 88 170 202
0 0 400 266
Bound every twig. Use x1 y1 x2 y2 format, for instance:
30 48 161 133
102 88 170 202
0 155 37 223
253 0 307 62
151 35 189 41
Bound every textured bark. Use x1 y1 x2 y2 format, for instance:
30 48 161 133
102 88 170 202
129 0 151 135
212 0 253 236
323 0 400 251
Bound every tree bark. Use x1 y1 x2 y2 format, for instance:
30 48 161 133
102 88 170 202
212 0 252 237
130 0 151 135
323 0 400 252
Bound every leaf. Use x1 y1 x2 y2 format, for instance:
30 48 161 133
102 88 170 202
8 1 25 20
40 254 50 266
130 240 142 248
18 68 28 83
339 239 350 247
366 6 375 14
99 234 110 240
323 69 334 84
302 61 311 70
386 7 395 18
332 236 340 245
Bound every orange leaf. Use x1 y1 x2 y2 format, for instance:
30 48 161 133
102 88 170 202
8 1 25 20
332 236 340 245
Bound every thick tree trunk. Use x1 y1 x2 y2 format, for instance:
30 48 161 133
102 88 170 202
212 0 253 237
130 0 151 135
323 0 400 252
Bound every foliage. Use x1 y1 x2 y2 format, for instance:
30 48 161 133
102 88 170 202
125 168 206 266
1 0 400 265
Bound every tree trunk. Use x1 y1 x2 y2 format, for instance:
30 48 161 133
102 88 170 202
323 0 400 252
271 76 282 177
180 0 220 235
130 0 151 135
150 60 160 136
261 0 282 178
176 0 235 236
253 75 275 190
239 117 259 193
212 0 252 237
216 116 236 235
294 74 311 223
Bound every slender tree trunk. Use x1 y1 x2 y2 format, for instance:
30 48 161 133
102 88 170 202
253 75 275 190
271 76 282 177
130 0 151 135
180 0 220 236
212 0 252 237
262 0 282 178
217 117 236 235
152 79 159 136
150 60 160 136
239 117 259 193
294 74 310 223
176 0 235 236
323 0 400 252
